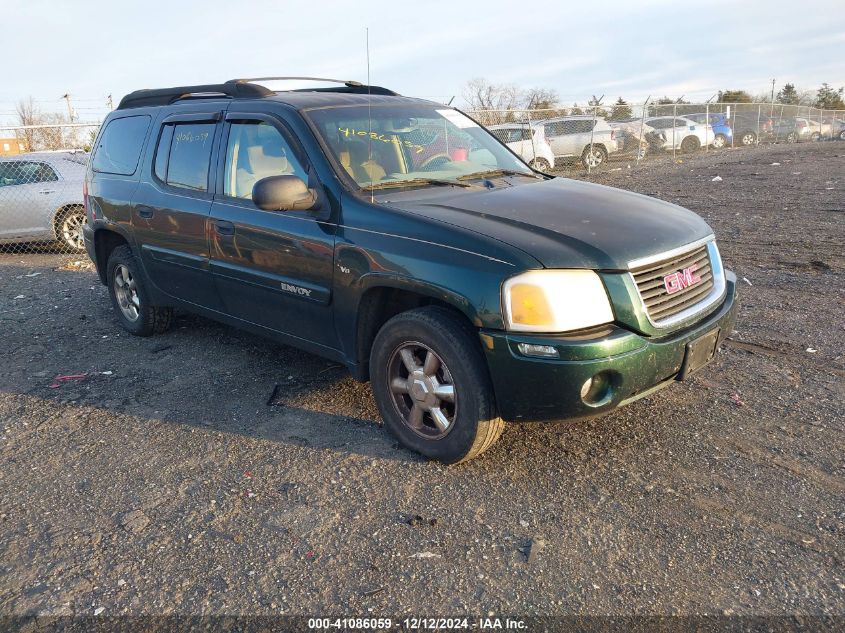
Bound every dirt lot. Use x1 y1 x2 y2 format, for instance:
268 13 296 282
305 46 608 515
1 142 843 622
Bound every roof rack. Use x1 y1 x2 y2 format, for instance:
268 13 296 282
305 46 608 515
117 82 272 110
227 76 399 96
116 76 400 110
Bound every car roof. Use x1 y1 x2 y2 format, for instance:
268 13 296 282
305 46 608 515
115 78 441 112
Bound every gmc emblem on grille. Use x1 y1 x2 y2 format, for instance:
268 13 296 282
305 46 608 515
664 264 701 294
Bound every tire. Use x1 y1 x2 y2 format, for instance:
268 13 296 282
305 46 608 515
712 134 727 149
580 145 607 170
739 131 757 146
839 130 845 141
810 132 821 142
54 206 86 252
786 132 798 143
370 306 505 464
106 245 173 336
680 135 701 153
529 158 551 172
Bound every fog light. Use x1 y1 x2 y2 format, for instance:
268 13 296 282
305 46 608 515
580 372 613 406
517 343 559 358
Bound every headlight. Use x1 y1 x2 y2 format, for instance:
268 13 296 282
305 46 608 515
502 270 614 333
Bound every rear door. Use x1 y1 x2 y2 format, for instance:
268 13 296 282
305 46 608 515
0 160 58 239
208 109 337 348
132 110 223 310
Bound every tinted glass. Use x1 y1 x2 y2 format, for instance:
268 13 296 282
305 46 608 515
153 124 174 182
223 122 306 200
165 123 216 191
92 115 150 175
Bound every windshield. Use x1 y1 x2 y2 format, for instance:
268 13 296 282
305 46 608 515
305 104 534 189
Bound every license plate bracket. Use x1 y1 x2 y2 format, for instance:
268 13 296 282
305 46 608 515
679 328 720 379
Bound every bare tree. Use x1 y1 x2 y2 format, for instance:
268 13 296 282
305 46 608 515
462 78 523 111
15 97 40 152
523 87 558 111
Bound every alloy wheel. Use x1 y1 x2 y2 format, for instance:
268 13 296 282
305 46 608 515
113 264 141 322
584 149 603 168
61 211 85 250
387 342 456 439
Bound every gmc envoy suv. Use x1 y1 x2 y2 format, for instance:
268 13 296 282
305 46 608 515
83 77 738 464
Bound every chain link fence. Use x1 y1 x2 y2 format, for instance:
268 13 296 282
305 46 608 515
0 123 99 260
470 102 845 174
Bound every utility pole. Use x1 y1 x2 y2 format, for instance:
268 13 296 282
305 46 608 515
61 93 74 122
107 94 114 110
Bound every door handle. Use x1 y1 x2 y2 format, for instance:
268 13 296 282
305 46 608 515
137 206 154 219
214 220 235 235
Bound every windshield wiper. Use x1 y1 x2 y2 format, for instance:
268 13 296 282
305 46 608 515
457 169 538 181
361 178 478 191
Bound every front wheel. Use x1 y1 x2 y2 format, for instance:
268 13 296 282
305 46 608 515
529 157 551 172
810 132 821 142
580 145 607 170
55 206 86 252
712 134 727 149
839 130 845 141
370 307 505 464
107 245 173 336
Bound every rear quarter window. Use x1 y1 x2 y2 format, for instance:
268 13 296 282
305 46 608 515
92 115 151 176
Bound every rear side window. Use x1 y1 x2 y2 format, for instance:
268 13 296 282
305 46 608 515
92 115 151 175
0 161 58 186
155 122 216 192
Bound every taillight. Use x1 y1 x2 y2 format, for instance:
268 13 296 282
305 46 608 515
83 179 94 220
797 120 807 128
725 120 731 128
610 130 616 140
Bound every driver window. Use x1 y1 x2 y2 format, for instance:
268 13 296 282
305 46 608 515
223 121 307 200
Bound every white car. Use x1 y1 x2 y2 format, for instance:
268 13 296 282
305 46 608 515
0 152 88 251
535 116 620 169
488 123 555 171
645 116 713 152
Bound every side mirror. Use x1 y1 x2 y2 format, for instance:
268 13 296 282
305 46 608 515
253 175 319 212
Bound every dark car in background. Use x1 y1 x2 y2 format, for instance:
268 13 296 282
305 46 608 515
82 77 738 463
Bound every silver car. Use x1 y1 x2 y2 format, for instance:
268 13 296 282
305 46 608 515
535 116 620 169
0 151 87 252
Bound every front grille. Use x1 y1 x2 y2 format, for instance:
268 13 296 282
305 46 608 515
631 243 715 323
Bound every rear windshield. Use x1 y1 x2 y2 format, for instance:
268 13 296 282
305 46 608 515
92 115 151 175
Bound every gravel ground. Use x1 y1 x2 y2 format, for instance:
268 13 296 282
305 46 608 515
0 142 843 623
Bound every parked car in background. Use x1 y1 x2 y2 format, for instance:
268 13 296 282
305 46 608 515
645 116 712 152
488 123 555 171
607 119 663 157
728 113 773 146
0 151 88 251
685 112 733 148
830 119 845 140
536 116 619 169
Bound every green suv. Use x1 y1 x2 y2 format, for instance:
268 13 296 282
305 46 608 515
82 77 738 463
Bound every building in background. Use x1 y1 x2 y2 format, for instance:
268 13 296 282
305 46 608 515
0 138 28 156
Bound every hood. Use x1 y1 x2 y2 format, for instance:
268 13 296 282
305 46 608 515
385 177 713 270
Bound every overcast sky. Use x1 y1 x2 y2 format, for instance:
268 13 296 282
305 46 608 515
2 0 844 124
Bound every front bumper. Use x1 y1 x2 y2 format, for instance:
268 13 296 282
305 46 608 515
481 271 738 422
